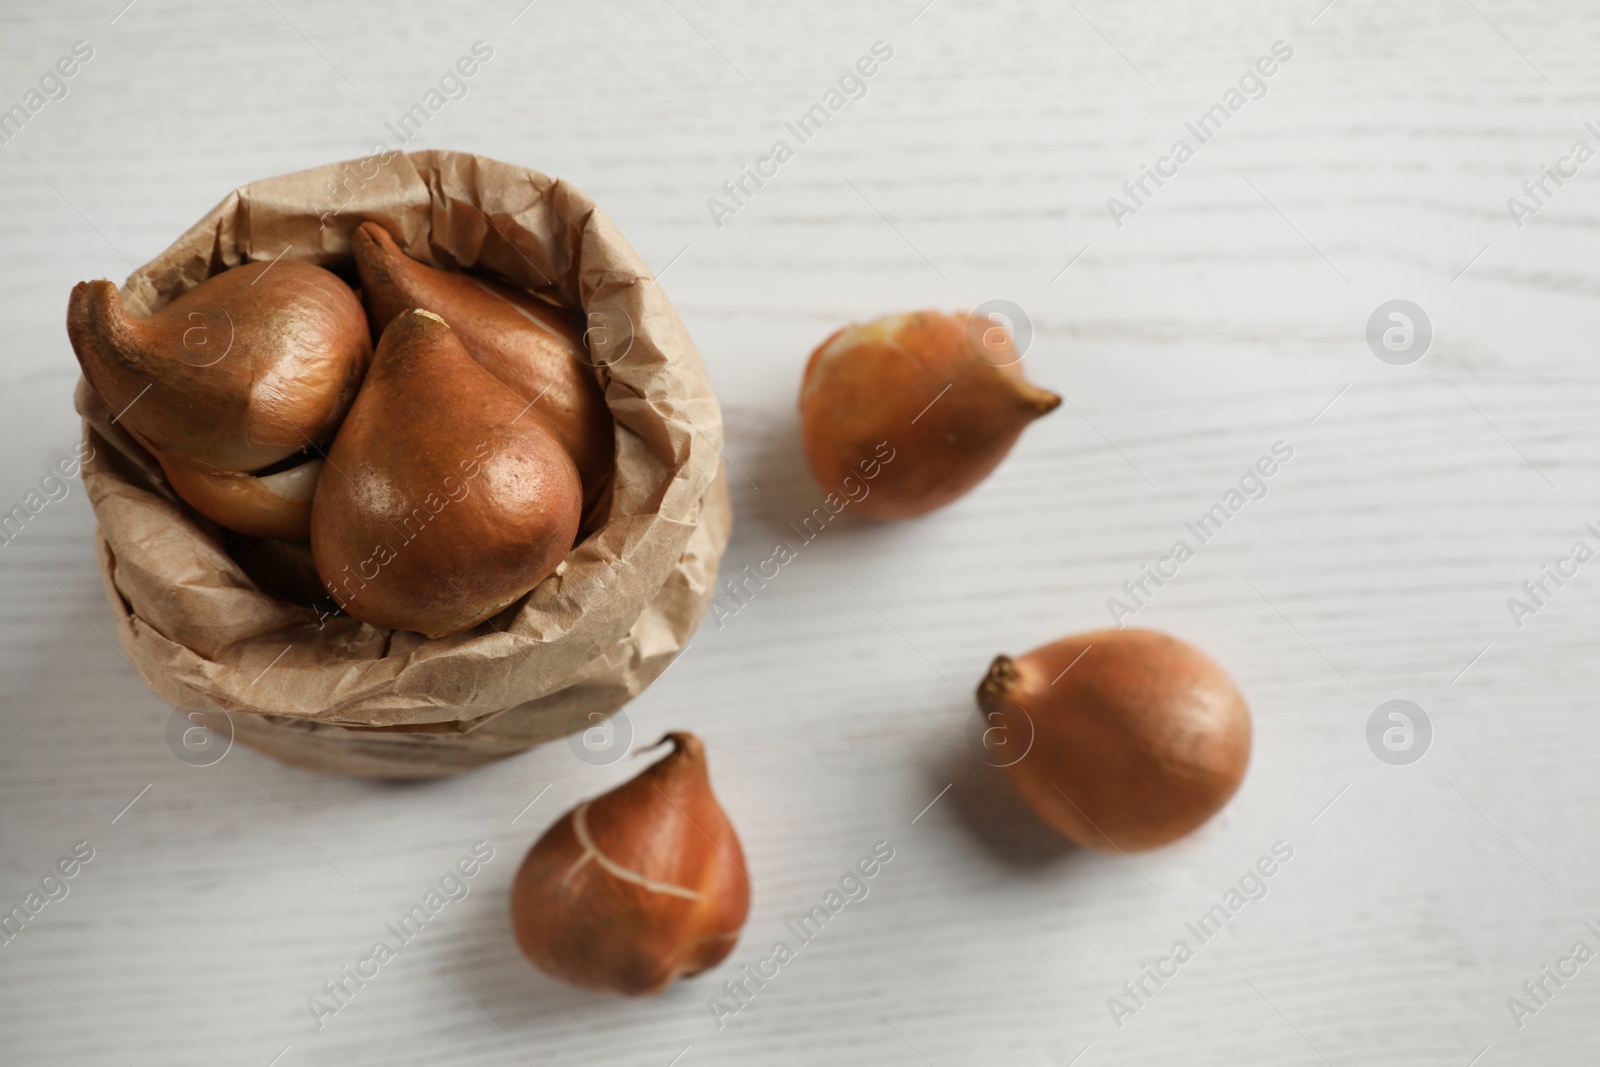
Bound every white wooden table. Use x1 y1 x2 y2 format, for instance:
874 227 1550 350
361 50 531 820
4 1 1599 1063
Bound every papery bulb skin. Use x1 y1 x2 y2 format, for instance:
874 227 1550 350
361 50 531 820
799 310 1060 519
309 309 581 638
67 261 371 472
509 732 751 995
977 629 1251 852
352 222 614 519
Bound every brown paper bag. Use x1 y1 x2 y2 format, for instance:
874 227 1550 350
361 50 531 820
74 150 730 778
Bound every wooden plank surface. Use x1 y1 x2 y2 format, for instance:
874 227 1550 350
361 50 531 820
3 1 1599 1063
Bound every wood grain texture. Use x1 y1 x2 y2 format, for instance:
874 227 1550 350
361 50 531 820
3 0 1599 1063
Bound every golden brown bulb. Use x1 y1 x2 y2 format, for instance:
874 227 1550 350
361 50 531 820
351 222 614 519
67 261 371 472
799 310 1060 519
510 732 751 995
309 309 581 638
156 452 321 540
977 628 1251 852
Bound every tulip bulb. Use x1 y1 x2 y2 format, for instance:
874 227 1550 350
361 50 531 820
977 628 1251 852
800 310 1061 519
309 309 581 638
510 732 750 995
67 261 371 472
157 452 322 540
351 222 614 518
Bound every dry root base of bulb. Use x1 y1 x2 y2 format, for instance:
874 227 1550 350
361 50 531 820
309 308 581 638
977 628 1251 852
158 452 322 540
352 222 615 521
67 260 371 473
799 310 1060 520
510 732 750 995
